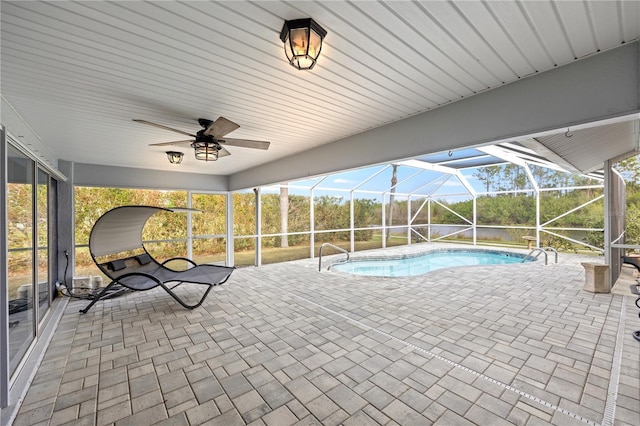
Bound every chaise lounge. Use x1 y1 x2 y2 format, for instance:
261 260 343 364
80 205 234 314
622 255 640 273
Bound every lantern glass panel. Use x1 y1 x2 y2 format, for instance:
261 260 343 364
308 30 322 59
290 27 310 56
284 36 293 61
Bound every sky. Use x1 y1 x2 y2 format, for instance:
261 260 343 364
259 147 605 200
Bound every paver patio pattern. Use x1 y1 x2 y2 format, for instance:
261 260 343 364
12 244 640 425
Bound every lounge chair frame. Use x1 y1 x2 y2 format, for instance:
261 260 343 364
80 205 234 314
622 255 640 273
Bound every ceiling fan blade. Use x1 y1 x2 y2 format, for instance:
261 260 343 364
218 147 231 157
218 138 270 150
203 116 240 138
148 140 193 147
133 119 196 137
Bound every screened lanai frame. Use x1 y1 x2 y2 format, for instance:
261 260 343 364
234 142 607 266
68 143 607 272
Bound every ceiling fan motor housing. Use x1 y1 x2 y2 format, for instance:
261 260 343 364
198 118 214 129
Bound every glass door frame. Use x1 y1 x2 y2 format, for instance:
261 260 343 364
36 167 53 323
1 127 8 407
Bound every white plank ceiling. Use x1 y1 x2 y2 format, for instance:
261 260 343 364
1 1 639 176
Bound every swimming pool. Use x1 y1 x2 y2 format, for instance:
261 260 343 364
330 249 530 277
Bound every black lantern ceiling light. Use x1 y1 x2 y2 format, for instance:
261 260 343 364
280 18 327 70
166 151 184 164
192 141 220 162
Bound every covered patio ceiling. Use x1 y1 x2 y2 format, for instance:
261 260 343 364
1 1 639 189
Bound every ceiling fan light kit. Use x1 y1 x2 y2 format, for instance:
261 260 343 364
280 18 327 70
192 141 219 162
166 151 184 164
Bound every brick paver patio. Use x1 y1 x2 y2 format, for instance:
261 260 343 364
11 244 640 425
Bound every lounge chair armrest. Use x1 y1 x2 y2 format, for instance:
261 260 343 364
161 257 198 270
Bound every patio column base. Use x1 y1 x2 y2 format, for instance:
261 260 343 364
581 262 610 293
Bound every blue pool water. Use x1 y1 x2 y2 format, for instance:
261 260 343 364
331 249 529 277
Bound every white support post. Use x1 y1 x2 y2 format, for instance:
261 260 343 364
427 198 431 242
523 163 541 248
604 159 611 268
407 196 412 245
350 191 355 253
226 192 234 267
187 191 193 261
472 196 477 245
254 188 261 267
310 188 315 258
381 193 387 249
536 192 541 247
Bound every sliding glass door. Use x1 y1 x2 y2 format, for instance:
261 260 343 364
6 145 53 379
7 145 35 376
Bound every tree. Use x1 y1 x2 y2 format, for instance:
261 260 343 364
502 164 528 192
473 165 501 192
615 156 640 189
353 198 377 240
